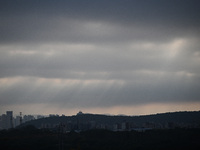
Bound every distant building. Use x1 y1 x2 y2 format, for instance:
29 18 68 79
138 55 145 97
6 111 13 129
37 115 45 119
49 114 59 117
0 111 13 129
14 116 21 127
77 111 83 115
0 114 7 129
23 115 35 123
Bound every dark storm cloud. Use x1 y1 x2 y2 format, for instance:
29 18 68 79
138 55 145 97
0 0 200 113
0 0 200 44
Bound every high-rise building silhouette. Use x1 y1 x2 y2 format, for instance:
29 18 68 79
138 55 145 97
20 112 22 125
6 111 13 129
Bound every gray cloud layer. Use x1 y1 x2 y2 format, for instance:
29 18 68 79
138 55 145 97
0 0 200 114
1 0 200 44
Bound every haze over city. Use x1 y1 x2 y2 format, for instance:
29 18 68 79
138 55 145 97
0 0 200 116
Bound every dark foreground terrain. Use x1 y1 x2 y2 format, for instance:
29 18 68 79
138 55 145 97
0 126 200 150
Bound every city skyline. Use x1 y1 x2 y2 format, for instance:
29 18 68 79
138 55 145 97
1 110 200 131
0 0 200 116
0 110 40 130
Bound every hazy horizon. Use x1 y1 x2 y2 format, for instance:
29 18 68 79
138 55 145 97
0 0 200 116
2 109 200 118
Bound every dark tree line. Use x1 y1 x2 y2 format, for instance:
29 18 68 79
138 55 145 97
1 126 200 150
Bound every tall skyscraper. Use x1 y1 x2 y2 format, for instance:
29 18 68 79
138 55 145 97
6 111 13 129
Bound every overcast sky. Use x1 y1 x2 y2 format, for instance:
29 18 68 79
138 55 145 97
0 0 200 116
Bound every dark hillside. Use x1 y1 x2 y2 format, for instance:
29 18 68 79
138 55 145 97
20 111 200 130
